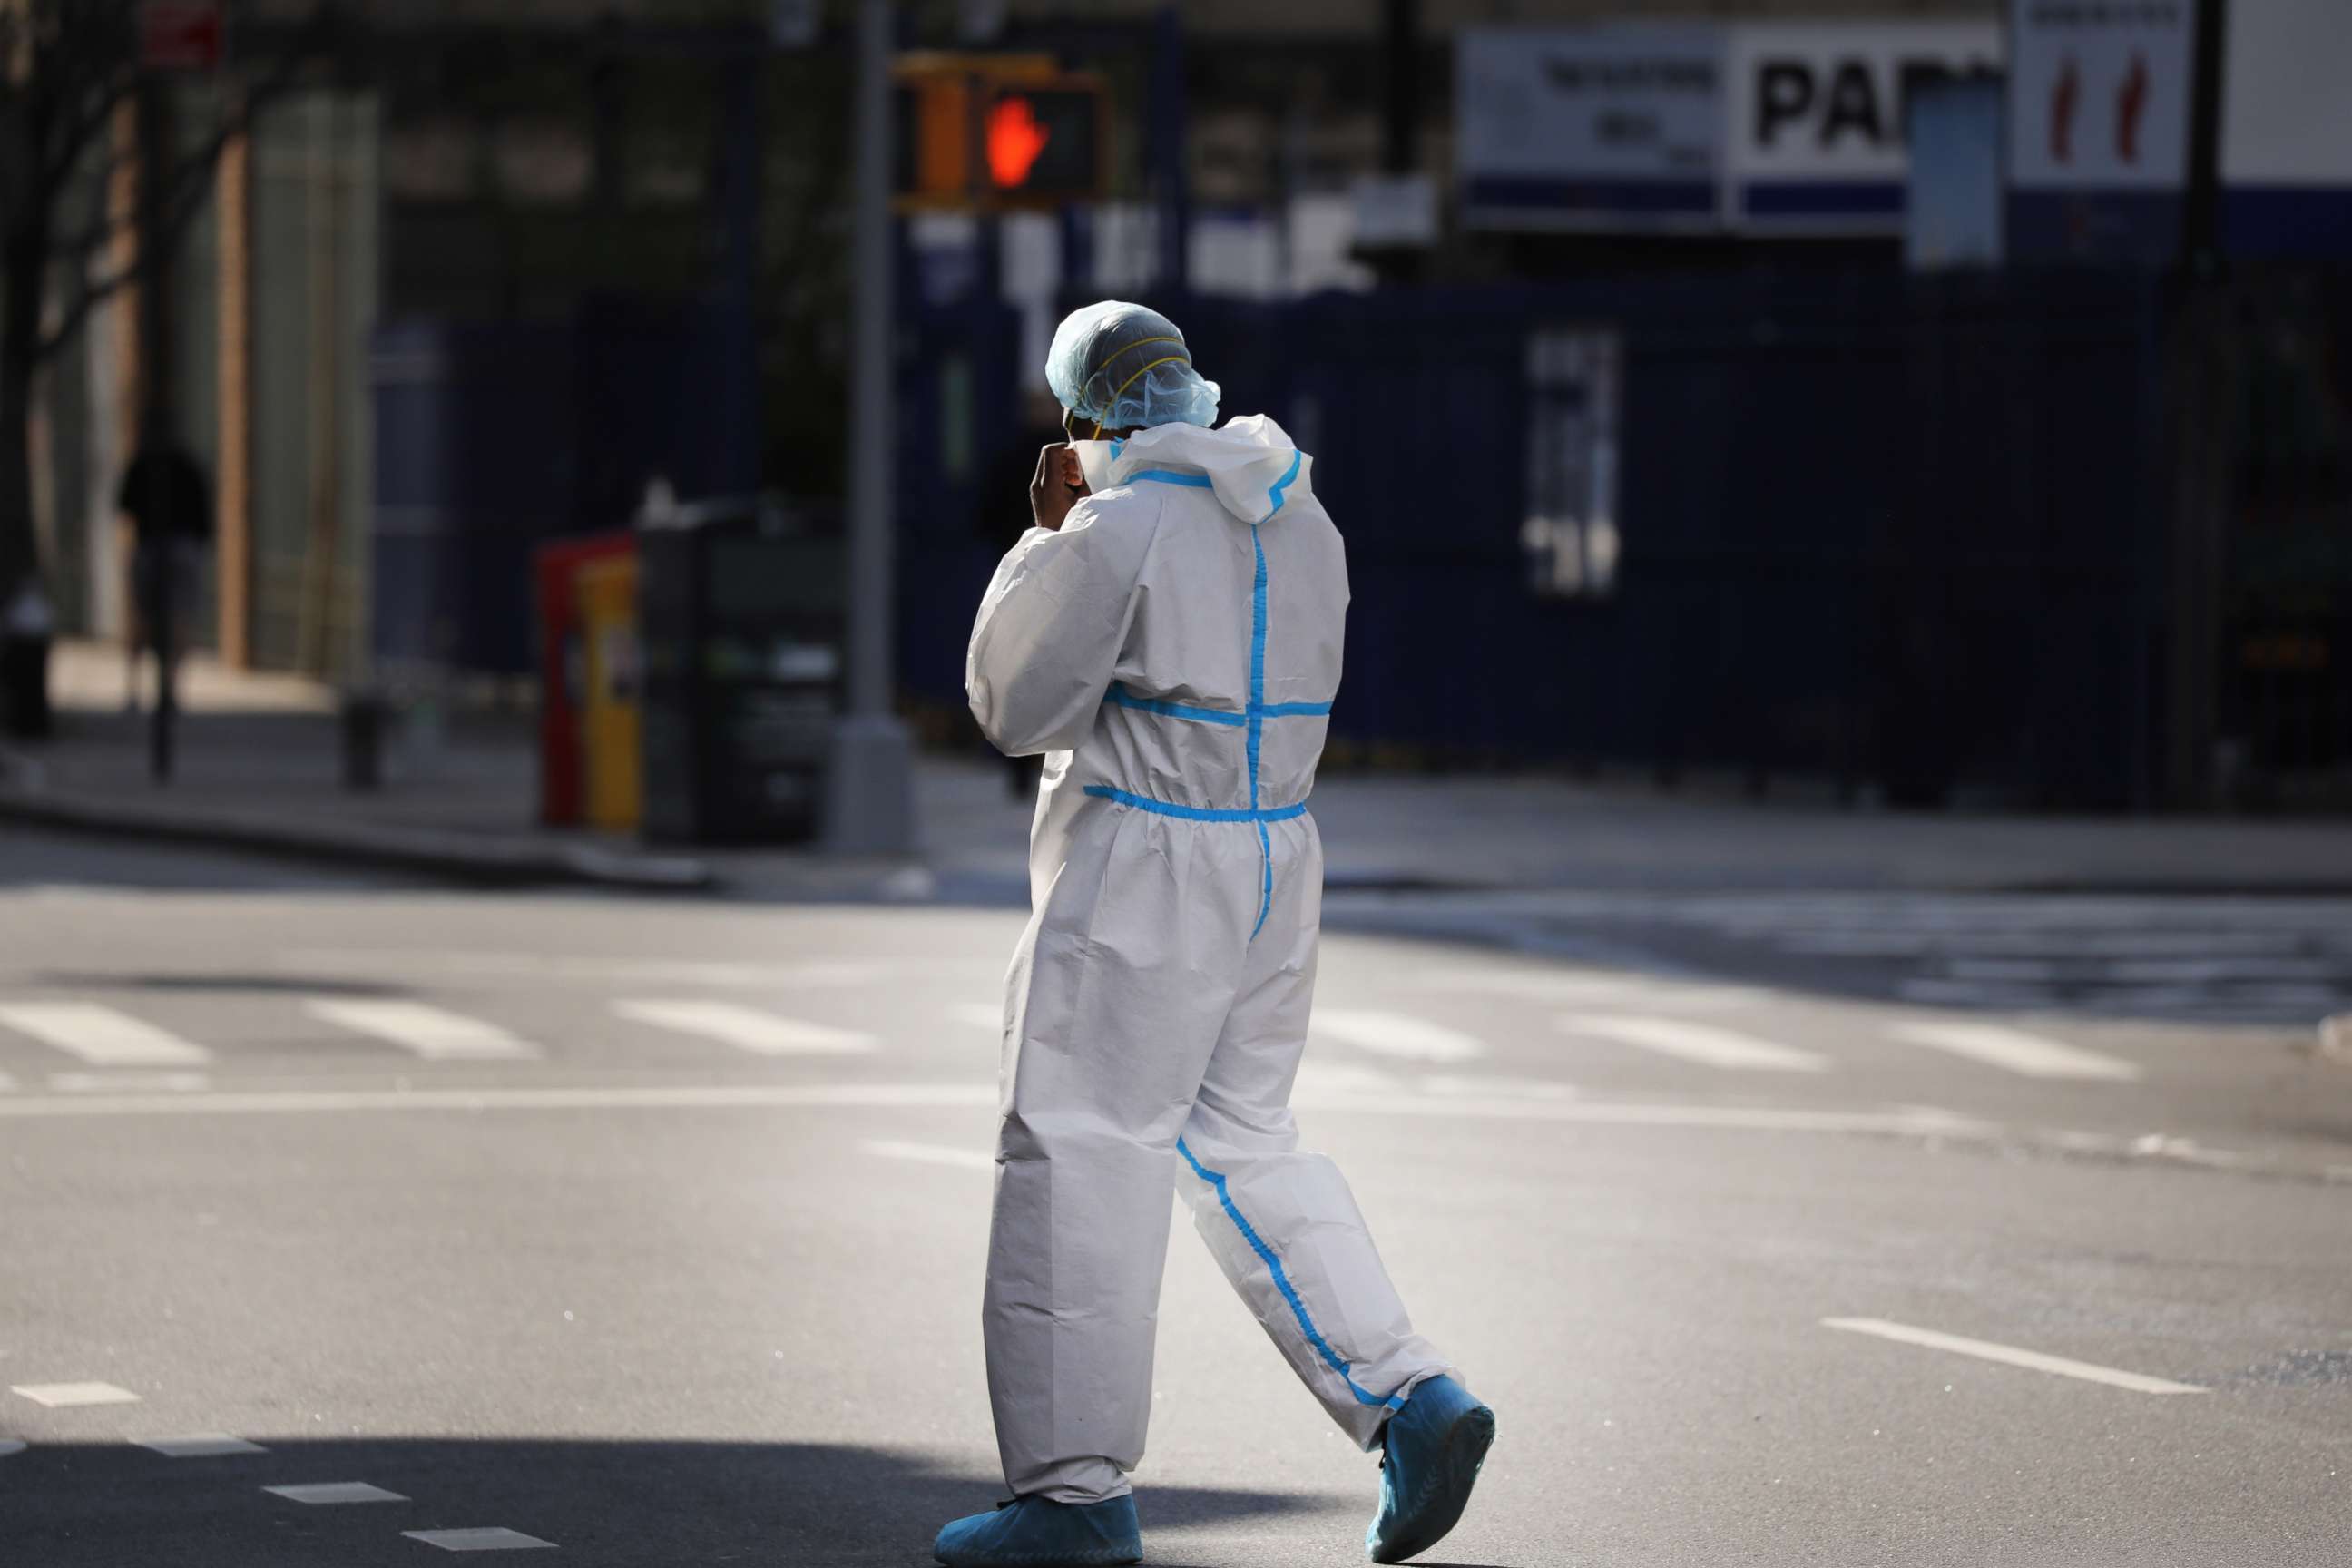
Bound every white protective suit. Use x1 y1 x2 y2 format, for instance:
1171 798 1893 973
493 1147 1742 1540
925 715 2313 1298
965 414 1452 1504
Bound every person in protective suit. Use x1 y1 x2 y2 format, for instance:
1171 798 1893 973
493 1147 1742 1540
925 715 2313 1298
936 303 1494 1568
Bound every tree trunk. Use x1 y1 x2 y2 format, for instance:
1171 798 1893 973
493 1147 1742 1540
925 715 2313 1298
0 218 44 601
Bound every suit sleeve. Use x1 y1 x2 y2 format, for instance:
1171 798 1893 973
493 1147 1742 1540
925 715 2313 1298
965 495 1157 757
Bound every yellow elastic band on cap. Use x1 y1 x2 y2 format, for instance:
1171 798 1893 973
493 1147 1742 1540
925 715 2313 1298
1091 336 1186 377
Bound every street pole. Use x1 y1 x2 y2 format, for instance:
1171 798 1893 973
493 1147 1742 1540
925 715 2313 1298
135 74 176 784
1151 4 1187 297
824 0 916 854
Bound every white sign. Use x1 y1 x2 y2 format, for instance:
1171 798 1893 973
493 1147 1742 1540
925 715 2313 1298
2222 0 2352 187
1458 24 1723 231
1352 172 1440 249
1906 77 2006 270
2007 0 2194 191
1727 22 2001 191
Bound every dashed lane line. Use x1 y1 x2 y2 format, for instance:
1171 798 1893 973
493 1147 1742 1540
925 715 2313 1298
305 1000 541 1061
1556 1014 1829 1073
864 1139 995 1171
1821 1318 2208 1395
0 1003 211 1066
1312 1008 1488 1063
612 1000 873 1056
10 1382 141 1406
1886 1021 2143 1082
50 1071 210 1094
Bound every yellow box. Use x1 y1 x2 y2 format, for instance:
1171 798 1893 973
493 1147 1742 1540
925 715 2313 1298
575 553 642 833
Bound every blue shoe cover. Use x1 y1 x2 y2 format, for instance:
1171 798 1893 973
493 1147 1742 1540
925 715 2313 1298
934 1493 1142 1567
1365 1375 1495 1563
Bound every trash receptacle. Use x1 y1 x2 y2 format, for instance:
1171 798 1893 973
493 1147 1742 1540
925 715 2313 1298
534 532 636 827
576 553 643 833
638 496 843 846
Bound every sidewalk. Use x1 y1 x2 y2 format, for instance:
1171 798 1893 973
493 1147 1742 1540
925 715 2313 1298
10 640 2352 899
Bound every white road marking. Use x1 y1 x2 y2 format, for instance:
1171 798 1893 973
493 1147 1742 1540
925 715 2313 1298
137 1434 266 1457
0 1070 15 1093
1292 1060 1406 1095
264 1481 408 1504
0 1080 1992 1142
403 1527 558 1552
613 1000 872 1056
864 1139 995 1171
1312 1008 1487 1063
49 1071 211 1094
1821 1318 2207 1395
1414 970 1762 1011
11 1382 140 1406
1556 1014 1828 1073
0 1004 211 1066
0 1082 1000 1119
1419 1073 1577 1100
1886 1021 2141 1082
305 1000 540 1061
950 1002 1004 1031
282 949 887 989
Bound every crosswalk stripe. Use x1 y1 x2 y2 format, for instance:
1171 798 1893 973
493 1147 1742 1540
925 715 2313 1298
1413 970 1763 1011
1886 1021 2142 1081
1555 1013 1828 1073
612 1000 873 1056
950 1003 1004 1031
0 1003 212 1066
305 1000 540 1061
1311 1008 1488 1063
11 1382 140 1406
137 1434 268 1457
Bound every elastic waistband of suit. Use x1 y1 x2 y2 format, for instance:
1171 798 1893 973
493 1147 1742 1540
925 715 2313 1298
1082 784 1308 824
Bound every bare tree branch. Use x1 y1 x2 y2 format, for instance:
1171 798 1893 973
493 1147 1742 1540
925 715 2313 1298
31 9 335 364
36 69 139 204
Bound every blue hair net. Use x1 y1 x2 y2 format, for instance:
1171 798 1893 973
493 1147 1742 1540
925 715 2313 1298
1044 300 1221 433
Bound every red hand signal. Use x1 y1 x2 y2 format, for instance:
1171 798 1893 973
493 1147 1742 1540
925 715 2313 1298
987 96 1052 189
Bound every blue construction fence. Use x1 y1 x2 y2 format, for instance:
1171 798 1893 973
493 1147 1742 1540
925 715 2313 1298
899 270 2174 810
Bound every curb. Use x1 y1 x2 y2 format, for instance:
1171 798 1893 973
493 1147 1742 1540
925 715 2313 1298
0 789 713 893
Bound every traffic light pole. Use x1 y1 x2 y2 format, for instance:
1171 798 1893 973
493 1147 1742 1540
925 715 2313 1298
825 0 916 855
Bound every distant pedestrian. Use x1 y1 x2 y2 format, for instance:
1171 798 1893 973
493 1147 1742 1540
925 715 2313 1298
116 443 211 711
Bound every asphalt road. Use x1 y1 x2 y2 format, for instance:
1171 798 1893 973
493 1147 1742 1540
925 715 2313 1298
2 826 2348 1567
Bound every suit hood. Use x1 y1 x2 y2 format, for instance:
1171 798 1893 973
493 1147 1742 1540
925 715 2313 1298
1108 415 1311 525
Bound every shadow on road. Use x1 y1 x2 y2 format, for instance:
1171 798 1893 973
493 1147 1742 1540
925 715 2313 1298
2 1436 1349 1566
30 970 411 997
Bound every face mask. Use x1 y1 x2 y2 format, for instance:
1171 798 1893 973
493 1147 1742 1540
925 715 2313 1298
1067 439 1121 492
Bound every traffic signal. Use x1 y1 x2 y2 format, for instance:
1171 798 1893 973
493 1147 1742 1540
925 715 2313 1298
896 56 1106 211
982 86 1102 201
